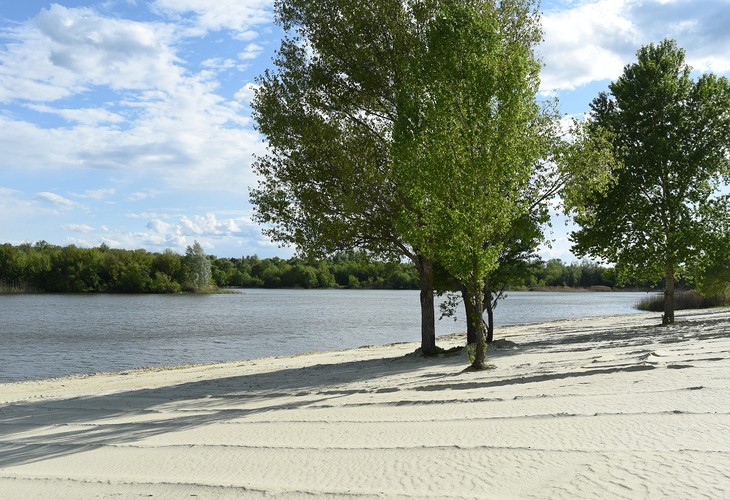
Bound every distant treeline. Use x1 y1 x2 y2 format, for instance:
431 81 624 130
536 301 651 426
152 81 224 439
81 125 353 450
0 242 657 294
0 242 420 293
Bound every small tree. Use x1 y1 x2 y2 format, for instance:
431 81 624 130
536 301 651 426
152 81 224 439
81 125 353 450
184 241 212 292
569 39 730 324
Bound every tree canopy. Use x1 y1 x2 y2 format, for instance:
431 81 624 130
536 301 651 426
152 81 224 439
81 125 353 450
568 39 730 324
391 0 547 368
251 0 552 364
185 241 213 292
251 0 445 354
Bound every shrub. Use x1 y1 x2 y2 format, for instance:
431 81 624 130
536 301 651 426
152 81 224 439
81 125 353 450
635 290 730 311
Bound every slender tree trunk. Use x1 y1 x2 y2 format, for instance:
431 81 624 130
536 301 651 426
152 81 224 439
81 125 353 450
462 287 478 345
663 262 675 325
463 278 494 345
417 255 437 355
471 284 487 370
485 294 494 344
484 277 494 344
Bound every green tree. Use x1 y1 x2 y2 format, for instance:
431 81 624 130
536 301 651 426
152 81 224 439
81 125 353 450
152 249 184 286
569 39 730 324
392 0 546 368
184 241 212 291
691 197 730 298
251 0 448 354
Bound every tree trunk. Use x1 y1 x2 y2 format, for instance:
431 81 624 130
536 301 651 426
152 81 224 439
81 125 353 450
417 255 437 355
471 285 487 370
485 291 494 344
462 287 478 345
663 262 675 325
463 279 494 344
484 277 494 344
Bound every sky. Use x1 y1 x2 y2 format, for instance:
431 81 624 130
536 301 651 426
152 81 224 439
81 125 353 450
1 0 729 261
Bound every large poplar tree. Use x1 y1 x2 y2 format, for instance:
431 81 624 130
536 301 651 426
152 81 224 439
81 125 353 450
392 0 547 369
251 0 443 354
570 39 730 324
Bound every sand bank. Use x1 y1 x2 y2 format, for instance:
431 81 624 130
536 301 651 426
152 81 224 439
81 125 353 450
1 308 729 498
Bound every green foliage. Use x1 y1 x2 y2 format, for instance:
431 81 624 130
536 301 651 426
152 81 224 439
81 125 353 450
0 243 186 294
392 0 546 368
184 241 212 292
210 251 419 290
567 39 730 324
251 0 416 261
250 0 443 354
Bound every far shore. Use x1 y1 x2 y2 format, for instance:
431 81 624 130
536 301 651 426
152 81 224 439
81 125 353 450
1 308 728 498
515 285 653 292
2 283 660 295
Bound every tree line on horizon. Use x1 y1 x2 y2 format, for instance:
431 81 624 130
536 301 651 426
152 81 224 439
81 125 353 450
0 241 214 294
0 242 667 294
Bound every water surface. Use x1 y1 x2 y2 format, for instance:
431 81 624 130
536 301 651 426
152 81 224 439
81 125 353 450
0 289 650 382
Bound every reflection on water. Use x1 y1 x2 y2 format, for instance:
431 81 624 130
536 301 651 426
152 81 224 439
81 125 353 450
0 289 649 382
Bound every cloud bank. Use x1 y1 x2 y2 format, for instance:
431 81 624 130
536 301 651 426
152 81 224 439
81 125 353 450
540 0 730 93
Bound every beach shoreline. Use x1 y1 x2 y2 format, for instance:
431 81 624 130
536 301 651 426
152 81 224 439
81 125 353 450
1 308 728 498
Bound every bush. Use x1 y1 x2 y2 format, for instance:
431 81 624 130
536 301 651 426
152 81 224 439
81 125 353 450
635 290 730 311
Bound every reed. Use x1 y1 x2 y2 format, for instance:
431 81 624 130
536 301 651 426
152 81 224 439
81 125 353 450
635 290 730 311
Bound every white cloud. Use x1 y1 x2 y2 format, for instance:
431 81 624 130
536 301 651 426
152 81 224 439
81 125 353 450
234 83 259 105
35 191 77 209
201 57 239 71
62 223 96 233
127 211 173 220
152 0 273 36
0 188 33 215
239 43 263 60
51 214 242 253
102 211 272 255
540 0 640 92
146 218 174 234
0 4 265 193
234 30 260 42
0 5 180 103
26 104 125 125
540 0 730 93
81 188 116 201
148 212 261 240
128 190 161 202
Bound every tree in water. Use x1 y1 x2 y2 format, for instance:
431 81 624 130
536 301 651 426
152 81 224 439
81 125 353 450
568 39 730 325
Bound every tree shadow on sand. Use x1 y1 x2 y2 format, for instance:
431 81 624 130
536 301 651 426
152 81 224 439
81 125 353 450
0 346 467 469
1 310 727 470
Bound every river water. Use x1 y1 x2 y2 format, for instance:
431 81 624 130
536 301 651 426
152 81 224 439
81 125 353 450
0 289 650 382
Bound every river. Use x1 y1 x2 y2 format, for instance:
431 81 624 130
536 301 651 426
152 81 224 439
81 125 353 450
0 289 651 382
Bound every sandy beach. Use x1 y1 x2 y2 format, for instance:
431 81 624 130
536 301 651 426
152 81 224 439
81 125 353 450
1 308 728 499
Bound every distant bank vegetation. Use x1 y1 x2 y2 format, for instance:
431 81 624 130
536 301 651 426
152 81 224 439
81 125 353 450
0 241 682 295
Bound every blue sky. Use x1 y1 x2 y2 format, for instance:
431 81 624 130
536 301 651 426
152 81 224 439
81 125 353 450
1 0 729 260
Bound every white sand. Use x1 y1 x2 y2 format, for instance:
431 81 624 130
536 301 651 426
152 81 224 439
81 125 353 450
1 308 729 499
